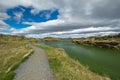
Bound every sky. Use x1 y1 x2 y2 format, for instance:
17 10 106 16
0 0 120 38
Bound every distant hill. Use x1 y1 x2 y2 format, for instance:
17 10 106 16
0 34 37 42
43 37 60 41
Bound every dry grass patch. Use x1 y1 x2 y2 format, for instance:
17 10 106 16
0 36 34 80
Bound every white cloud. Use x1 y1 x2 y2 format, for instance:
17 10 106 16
0 0 120 37
0 20 9 30
30 8 40 15
0 12 10 30
0 12 10 20
12 19 120 37
13 12 23 23
12 19 65 34
46 27 114 35
0 0 56 12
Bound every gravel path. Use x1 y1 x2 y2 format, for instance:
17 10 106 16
14 43 55 80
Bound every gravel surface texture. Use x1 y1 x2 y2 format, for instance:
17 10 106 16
14 43 55 80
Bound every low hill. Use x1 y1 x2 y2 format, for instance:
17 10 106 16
43 37 60 41
72 33 120 49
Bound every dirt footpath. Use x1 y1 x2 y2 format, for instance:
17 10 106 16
14 43 55 80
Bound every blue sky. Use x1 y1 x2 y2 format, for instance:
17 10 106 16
0 0 120 38
4 6 59 29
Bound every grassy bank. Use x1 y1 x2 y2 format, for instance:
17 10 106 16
42 37 60 41
35 43 110 80
0 34 35 80
72 34 120 49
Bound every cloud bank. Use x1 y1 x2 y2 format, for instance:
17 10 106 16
0 0 120 38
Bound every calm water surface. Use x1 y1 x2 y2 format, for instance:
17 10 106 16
39 40 120 80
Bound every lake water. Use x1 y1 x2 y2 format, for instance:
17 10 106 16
39 40 120 80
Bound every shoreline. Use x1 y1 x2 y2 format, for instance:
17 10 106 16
34 43 110 80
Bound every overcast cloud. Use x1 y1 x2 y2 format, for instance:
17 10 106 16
0 0 120 38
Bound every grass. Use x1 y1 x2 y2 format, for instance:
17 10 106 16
34 43 111 80
42 37 60 41
72 33 120 49
0 34 35 80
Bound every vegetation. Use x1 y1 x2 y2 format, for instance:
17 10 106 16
42 37 60 41
34 43 110 80
0 34 35 80
72 33 120 49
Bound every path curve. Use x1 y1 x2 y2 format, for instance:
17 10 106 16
14 43 55 80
